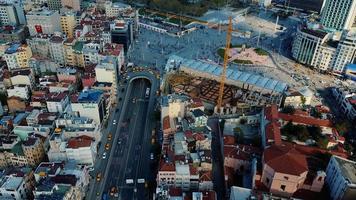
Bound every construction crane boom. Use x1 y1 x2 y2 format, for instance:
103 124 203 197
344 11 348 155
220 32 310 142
217 17 233 113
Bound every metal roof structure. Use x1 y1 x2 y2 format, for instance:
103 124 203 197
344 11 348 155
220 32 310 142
168 55 288 93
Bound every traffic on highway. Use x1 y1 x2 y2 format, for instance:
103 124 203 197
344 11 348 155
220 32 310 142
86 70 160 200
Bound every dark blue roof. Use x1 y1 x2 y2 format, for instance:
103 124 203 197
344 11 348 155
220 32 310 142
78 89 103 103
5 43 21 54
346 64 356 72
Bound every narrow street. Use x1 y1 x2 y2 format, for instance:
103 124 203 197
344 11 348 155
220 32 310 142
208 118 226 200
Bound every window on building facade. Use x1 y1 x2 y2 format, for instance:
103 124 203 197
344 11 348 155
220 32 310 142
280 185 286 191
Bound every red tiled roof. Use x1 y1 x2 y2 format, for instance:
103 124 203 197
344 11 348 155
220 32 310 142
163 116 170 131
223 135 236 145
224 166 235 187
279 113 332 127
349 98 356 105
191 98 204 108
315 105 330 113
189 165 198 175
265 105 278 121
200 171 212 182
224 144 261 161
193 133 205 141
292 142 348 158
168 187 182 197
47 92 68 102
159 161 175 172
70 94 79 103
203 191 216 200
174 155 185 162
102 43 123 56
293 109 309 116
264 144 308 176
184 130 193 139
265 122 282 145
67 135 93 149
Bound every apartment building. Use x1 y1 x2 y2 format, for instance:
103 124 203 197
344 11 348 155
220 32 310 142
71 89 106 124
22 136 45 167
66 135 96 166
72 41 85 67
7 85 30 100
0 175 27 199
331 31 356 74
33 161 89 199
49 34 66 65
27 34 51 59
320 0 356 31
56 67 77 83
46 92 70 113
292 27 329 67
261 144 326 197
63 38 77 66
293 26 356 75
0 1 26 26
326 155 356 200
10 68 35 89
60 11 76 38
4 43 32 71
83 41 101 65
26 9 61 36
105 1 132 18
61 0 81 11
332 87 356 121
55 114 101 141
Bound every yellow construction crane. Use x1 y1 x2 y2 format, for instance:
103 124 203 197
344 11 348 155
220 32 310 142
217 16 233 113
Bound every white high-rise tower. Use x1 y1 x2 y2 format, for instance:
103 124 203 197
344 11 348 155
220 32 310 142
320 0 356 31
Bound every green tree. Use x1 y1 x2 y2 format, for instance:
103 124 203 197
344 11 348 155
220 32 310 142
307 126 322 140
251 135 261 147
0 92 7 106
239 118 247 125
335 121 350 136
233 127 244 143
281 105 295 114
317 137 329 149
296 125 309 141
300 96 306 106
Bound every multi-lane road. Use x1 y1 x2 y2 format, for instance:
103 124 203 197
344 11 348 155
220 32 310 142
86 71 158 200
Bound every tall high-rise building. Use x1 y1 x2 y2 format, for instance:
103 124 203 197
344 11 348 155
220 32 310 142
0 1 26 26
320 0 356 31
331 31 356 73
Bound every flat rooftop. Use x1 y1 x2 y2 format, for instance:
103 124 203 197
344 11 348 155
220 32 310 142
176 163 189 175
334 156 356 184
0 176 23 191
301 27 328 38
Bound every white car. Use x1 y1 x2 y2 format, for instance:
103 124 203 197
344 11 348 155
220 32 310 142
113 120 117 125
102 152 107 159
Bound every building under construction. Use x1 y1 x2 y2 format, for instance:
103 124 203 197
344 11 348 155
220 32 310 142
164 55 289 111
166 55 288 93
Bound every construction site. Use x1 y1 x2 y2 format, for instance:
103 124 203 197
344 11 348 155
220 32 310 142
164 59 287 112
161 17 290 114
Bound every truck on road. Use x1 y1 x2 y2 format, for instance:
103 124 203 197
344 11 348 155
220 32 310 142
145 88 150 98
126 179 134 184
